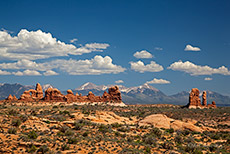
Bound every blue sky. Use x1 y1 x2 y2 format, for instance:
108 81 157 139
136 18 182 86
0 0 230 96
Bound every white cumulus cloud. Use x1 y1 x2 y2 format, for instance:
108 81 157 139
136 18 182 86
0 69 11 75
43 70 59 76
0 55 125 75
168 61 230 76
146 78 171 84
204 77 212 81
0 29 109 60
133 50 153 59
12 70 42 76
115 80 124 84
184 44 201 51
130 60 163 73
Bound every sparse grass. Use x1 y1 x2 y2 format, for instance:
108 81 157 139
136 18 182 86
0 103 229 153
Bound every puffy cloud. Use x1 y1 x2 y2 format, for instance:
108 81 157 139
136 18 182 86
70 38 78 43
0 29 109 60
204 77 212 81
12 70 41 76
0 69 11 75
168 61 230 76
50 55 126 75
146 78 171 84
154 47 163 51
130 60 163 73
115 80 124 84
184 44 201 51
43 70 59 76
0 55 125 75
133 50 153 59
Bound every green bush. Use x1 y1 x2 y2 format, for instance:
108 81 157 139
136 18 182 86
8 127 17 134
28 130 38 139
27 144 37 153
68 137 78 144
12 119 21 127
37 145 49 153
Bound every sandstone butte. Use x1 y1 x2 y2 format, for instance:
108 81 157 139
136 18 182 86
5 83 123 104
187 88 217 109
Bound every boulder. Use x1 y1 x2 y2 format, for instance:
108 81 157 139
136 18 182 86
138 114 173 129
138 114 207 132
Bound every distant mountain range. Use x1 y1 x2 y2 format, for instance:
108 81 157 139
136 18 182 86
0 82 230 106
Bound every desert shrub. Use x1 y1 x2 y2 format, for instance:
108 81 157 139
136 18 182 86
8 109 18 115
58 125 73 136
19 114 28 122
174 135 183 144
28 130 38 139
184 143 202 153
149 127 162 138
98 124 110 133
61 144 70 151
82 131 89 137
8 127 17 134
37 145 49 153
111 122 122 128
27 144 37 153
162 141 174 150
165 128 174 134
68 137 78 144
209 144 218 152
184 136 195 143
143 135 157 146
181 129 191 136
12 119 21 127
117 126 130 132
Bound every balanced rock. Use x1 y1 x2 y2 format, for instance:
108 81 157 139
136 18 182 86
108 86 122 102
187 88 217 109
64 89 76 102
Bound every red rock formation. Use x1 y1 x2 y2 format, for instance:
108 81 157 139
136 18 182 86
20 91 33 101
8 83 123 104
207 101 217 108
13 95 18 101
108 86 122 102
44 88 65 102
35 83 43 99
189 88 201 108
202 91 207 106
64 89 76 102
187 89 216 109
6 94 13 101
